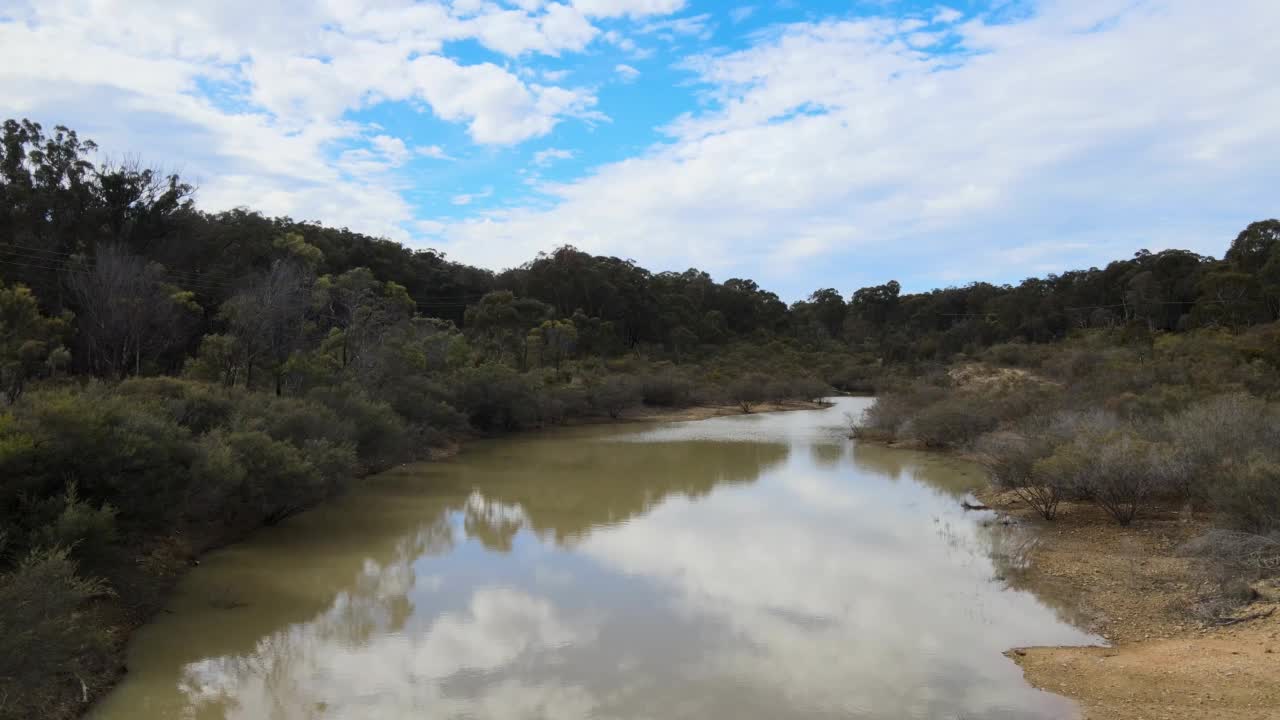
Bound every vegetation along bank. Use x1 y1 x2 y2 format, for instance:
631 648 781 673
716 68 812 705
3 116 1280 719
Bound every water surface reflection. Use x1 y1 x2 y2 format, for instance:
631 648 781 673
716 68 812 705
92 397 1098 719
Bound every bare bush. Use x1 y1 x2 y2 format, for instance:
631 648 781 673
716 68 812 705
1037 432 1161 525
1186 530 1280 578
975 432 1059 520
729 373 770 413
1163 394 1280 505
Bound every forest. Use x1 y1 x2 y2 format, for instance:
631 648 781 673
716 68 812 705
2 118 1279 718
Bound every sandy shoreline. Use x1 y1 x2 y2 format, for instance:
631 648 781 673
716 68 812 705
973 487 1280 719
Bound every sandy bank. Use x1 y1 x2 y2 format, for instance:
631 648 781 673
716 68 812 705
974 488 1280 720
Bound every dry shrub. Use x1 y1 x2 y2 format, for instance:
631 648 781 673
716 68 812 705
975 432 1059 520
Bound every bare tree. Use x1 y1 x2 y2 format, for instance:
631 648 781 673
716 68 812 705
220 260 312 394
66 244 196 377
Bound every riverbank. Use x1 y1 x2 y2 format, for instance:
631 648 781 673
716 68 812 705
974 487 1280 719
61 400 828 720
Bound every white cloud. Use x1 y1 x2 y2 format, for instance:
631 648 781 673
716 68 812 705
932 6 963 24
416 144 452 160
0 0 676 245
452 187 494 205
533 147 576 165
639 12 714 40
730 6 756 24
571 0 687 19
614 63 641 82
439 0 1280 294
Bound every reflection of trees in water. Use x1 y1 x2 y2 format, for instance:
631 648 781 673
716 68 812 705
849 442 982 498
807 441 846 468
976 519 1097 631
454 440 790 550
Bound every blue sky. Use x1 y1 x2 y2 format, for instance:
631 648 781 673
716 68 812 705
2 0 1278 300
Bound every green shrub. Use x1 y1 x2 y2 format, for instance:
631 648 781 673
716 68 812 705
186 432 248 524
640 370 695 407
221 430 326 525
902 395 998 448
0 548 112 718
117 376 235 434
306 385 409 468
588 375 642 419
857 381 949 439
7 386 196 529
1211 458 1280 535
36 484 117 557
236 392 355 450
452 362 540 431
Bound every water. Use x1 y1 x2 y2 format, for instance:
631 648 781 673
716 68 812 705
91 397 1099 719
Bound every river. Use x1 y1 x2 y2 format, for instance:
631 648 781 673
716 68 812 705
91 397 1099 719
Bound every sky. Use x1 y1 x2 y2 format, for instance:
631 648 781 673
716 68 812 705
2 0 1278 301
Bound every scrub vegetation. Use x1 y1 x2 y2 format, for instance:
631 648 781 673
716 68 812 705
3 119 1279 717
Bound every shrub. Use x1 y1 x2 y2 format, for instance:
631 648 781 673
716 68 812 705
729 373 769 413
976 432 1059 520
1163 394 1279 504
8 386 196 529
589 375 642 419
452 362 540 431
856 381 949 440
639 370 694 407
235 392 354 450
0 548 112 718
221 430 326 525
901 395 998 448
116 376 235 434
36 484 117 557
788 376 833 403
306 385 409 468
1211 458 1280 535
186 431 248 524
1038 432 1161 525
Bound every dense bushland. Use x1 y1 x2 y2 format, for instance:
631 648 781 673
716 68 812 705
855 328 1280 612
3 118 1280 716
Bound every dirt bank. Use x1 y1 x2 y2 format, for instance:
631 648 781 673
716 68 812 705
975 488 1280 720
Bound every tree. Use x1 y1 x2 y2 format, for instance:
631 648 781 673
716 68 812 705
221 260 312 394
67 244 200 377
463 291 552 369
527 319 577 371
313 267 414 373
1224 219 1280 274
0 280 70 402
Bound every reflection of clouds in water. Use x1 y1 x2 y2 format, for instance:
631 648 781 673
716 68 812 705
578 463 1095 719
100 396 1097 720
179 581 595 719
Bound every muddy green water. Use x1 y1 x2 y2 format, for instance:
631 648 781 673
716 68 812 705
91 397 1098 720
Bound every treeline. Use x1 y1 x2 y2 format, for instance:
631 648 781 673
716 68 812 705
0 120 846 719
2 117 1279 717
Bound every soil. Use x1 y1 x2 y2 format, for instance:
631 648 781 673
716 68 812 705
974 487 1280 720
